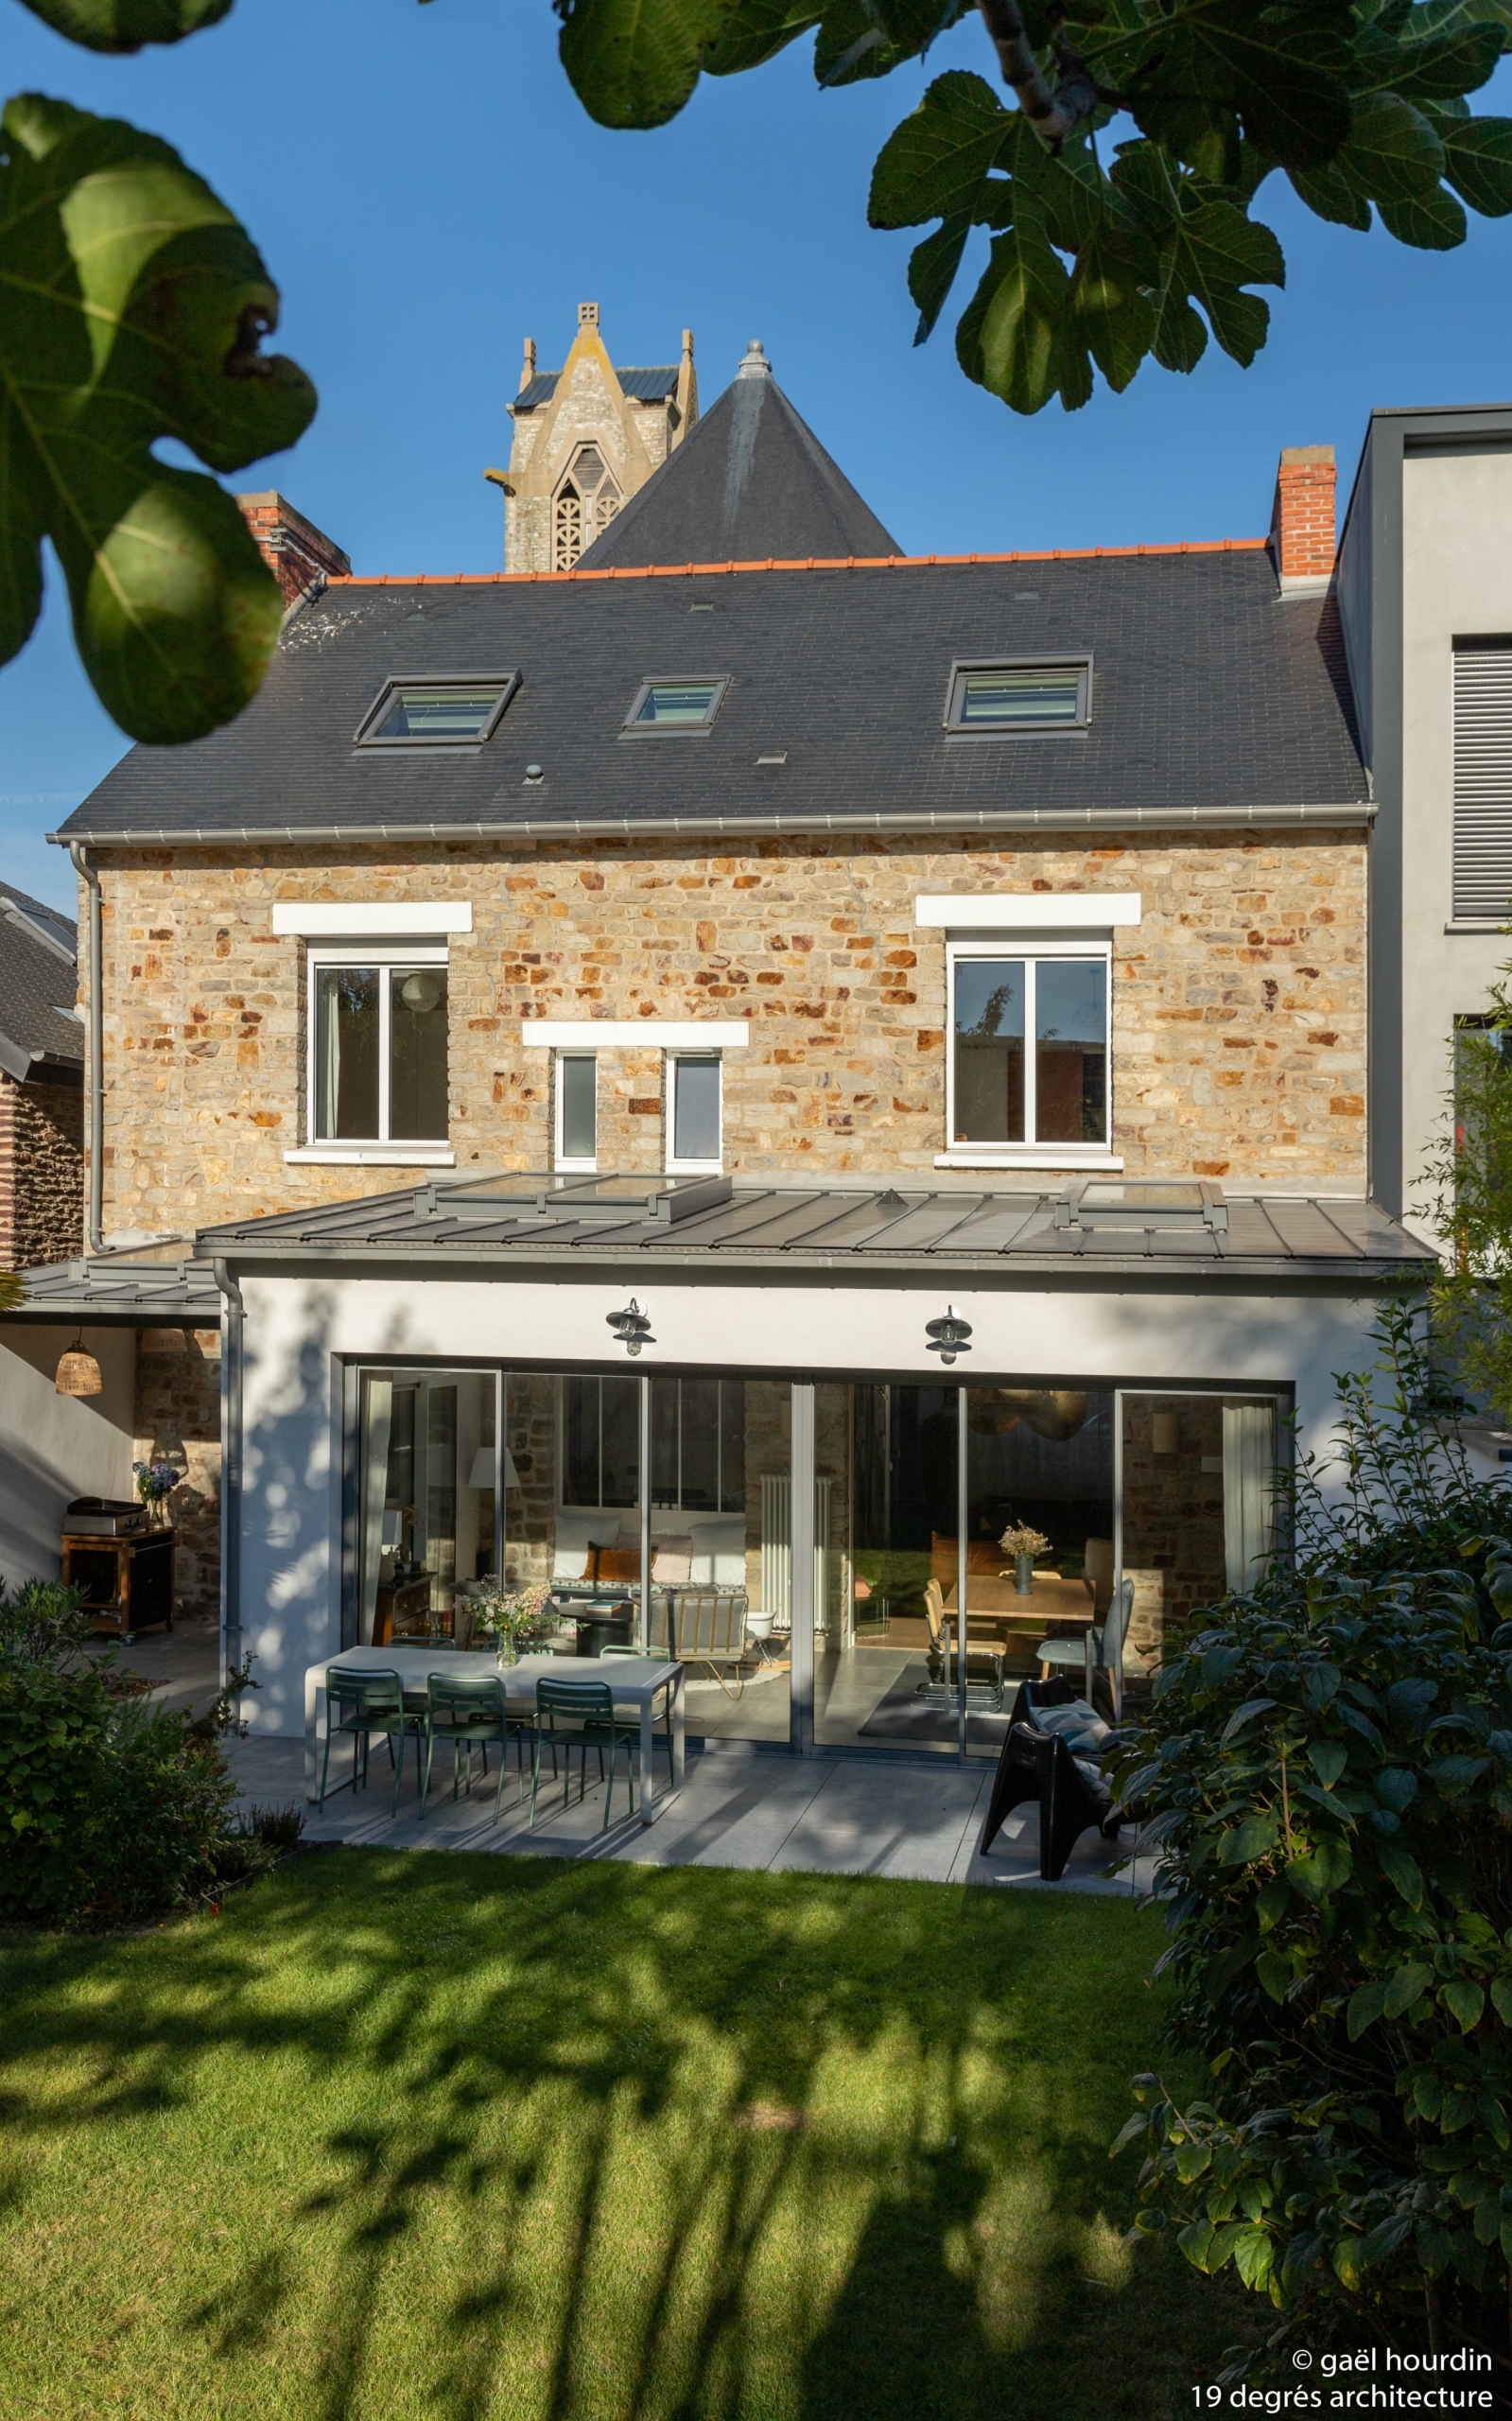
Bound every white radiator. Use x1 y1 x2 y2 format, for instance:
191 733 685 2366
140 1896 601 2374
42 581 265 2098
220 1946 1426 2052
759 1474 833 1632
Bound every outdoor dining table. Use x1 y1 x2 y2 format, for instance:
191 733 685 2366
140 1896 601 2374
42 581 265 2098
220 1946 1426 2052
303 1646 686 1824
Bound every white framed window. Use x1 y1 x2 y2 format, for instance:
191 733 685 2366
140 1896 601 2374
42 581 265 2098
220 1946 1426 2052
294 944 450 1162
945 938 1111 1165
666 1052 722 1173
555 1053 598 1172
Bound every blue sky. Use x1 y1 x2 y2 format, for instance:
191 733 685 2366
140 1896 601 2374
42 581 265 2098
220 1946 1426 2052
5 0 1512 911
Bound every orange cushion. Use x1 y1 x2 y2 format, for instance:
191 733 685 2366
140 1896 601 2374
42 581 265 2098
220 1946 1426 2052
593 1546 641 1584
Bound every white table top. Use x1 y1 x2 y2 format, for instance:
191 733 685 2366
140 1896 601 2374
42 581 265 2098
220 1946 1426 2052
309 1645 679 1704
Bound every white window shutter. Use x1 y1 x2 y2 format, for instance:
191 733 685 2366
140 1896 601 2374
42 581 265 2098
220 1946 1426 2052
1453 644 1512 919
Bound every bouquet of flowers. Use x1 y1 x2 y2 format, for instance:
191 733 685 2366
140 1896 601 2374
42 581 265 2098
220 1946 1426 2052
998 1522 1051 1559
471 1576 553 1664
132 1458 179 1524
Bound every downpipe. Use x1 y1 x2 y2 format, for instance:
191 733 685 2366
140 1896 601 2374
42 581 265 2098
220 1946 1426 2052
67 843 103 1254
212 1259 244 1698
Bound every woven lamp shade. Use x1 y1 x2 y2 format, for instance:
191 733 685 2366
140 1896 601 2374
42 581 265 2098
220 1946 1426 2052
56 1348 103 1398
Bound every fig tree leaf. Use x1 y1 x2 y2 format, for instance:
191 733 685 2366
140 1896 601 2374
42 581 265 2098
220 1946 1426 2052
0 93 317 743
1440 115 1512 211
868 71 1010 229
15 0 232 49
908 213 972 342
557 0 737 128
704 0 821 74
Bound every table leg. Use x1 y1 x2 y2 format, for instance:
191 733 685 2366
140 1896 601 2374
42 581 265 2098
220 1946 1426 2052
638 1695 655 1826
304 1663 323 1803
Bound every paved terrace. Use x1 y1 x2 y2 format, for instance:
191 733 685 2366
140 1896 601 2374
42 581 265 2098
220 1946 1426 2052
100 1624 1154 1896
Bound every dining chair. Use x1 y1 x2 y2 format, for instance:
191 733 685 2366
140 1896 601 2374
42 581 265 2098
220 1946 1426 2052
1034 1576 1134 1715
917 1580 1003 1709
320 1668 425 1817
422 1670 528 1823
530 1678 636 1831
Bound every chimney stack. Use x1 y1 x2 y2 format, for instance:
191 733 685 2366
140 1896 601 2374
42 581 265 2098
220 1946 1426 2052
237 492 350 609
1269 445 1336 591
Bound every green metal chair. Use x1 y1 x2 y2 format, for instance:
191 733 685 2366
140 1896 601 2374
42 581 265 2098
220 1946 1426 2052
530 1677 635 1832
422 1670 529 1823
600 1643 673 1781
319 1668 425 1817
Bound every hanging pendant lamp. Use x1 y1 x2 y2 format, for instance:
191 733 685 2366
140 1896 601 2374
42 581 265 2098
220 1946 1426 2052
56 1328 103 1397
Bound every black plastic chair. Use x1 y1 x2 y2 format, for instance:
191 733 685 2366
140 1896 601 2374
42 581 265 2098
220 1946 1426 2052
980 1678 1121 1881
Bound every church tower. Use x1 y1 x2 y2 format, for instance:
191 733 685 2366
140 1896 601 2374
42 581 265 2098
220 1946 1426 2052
485 303 698 573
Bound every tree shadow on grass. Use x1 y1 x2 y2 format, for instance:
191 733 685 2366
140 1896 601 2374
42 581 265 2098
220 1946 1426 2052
0 1853 1251 2420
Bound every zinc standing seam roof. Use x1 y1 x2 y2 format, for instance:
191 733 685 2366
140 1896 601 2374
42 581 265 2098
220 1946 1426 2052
192 1180 1433 1282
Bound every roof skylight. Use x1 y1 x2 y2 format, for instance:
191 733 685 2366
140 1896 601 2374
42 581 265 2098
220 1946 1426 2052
622 677 727 735
946 659 1089 733
356 675 518 748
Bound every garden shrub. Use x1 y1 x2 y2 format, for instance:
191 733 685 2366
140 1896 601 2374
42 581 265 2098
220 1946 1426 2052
0 1577 269 1927
1113 1307 1512 2362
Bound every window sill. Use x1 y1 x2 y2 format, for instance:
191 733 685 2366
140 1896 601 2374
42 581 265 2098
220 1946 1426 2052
666 1159 723 1177
285 1145 456 1167
554 1160 599 1176
934 1148 1123 1172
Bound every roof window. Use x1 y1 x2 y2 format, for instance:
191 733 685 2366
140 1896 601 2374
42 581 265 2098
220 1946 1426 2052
623 677 727 735
945 659 1089 733
356 675 518 748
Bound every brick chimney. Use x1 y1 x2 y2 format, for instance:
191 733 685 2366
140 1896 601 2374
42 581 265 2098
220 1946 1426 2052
237 492 350 608
1269 445 1336 591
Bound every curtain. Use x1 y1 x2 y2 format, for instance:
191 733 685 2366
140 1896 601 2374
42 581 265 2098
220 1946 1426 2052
359 1378 392 1646
1223 1402 1275 1594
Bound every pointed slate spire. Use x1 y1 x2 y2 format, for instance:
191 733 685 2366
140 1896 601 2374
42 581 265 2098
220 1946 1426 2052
576 341 900 569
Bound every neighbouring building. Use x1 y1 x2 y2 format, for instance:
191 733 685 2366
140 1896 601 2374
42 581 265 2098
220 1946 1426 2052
491 302 699 572
13 339 1489 1771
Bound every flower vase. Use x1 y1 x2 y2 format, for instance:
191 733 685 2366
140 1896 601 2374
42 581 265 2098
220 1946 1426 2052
495 1634 519 1668
1015 1554 1034 1596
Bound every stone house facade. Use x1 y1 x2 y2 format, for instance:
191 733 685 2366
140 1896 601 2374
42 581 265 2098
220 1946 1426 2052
8 342 1444 1754
0 882 84 1272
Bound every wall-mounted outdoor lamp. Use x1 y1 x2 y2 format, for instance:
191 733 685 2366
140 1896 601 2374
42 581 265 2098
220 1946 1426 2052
607 1299 653 1356
924 1306 973 1365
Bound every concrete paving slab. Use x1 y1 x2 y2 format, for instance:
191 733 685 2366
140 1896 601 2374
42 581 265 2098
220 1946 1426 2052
770 1764 990 1882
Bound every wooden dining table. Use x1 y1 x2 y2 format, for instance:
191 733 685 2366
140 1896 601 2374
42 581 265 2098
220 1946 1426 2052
304 1646 685 1824
942 1574 1097 1627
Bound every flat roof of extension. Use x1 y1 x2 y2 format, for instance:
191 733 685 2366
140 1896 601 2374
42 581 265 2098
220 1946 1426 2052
191 1178 1433 1285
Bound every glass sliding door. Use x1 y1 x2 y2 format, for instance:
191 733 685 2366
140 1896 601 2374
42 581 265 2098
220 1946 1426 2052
354 1367 496 1646
1117 1390 1284 1669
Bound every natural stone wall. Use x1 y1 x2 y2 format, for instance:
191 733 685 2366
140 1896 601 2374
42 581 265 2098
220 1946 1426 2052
0 1071 83 1269
132 1326 221 1619
82 828 1367 1234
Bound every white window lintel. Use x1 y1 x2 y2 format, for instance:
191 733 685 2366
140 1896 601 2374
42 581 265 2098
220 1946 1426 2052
521 1020 750 1049
273 902 473 937
915 892 1140 930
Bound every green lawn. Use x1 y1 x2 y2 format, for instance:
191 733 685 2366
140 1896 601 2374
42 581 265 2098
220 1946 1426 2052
0 1852 1252 2421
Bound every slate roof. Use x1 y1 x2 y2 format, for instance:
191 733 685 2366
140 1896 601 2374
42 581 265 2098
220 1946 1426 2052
513 366 679 412
0 880 82 1085
576 368 901 570
56 544 1367 846
195 1176 1432 1285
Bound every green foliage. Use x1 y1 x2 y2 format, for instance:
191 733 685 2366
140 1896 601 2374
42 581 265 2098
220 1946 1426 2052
0 1573 96 1669
0 93 316 743
1424 963 1512 1428
0 1576 254 1926
1110 1309 1512 2357
16 0 232 48
556 0 1512 411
